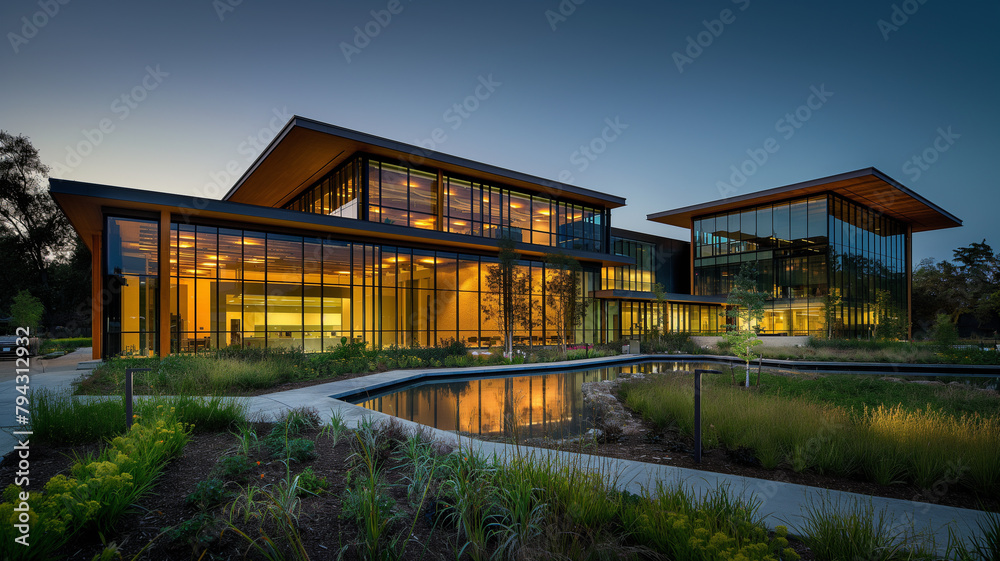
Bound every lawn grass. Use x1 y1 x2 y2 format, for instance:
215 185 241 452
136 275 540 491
750 371 1000 419
710 336 1000 365
29 389 247 444
620 373 1000 495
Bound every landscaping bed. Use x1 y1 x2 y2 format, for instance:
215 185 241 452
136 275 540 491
3 406 809 561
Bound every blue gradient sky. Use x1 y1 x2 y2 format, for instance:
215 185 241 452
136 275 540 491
2 0 996 263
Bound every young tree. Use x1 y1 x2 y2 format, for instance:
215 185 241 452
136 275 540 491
543 253 588 356
873 288 907 341
820 289 843 339
483 237 535 358
9 289 44 332
724 262 767 387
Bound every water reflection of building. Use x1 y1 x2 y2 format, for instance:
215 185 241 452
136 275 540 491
360 368 621 440
358 362 712 439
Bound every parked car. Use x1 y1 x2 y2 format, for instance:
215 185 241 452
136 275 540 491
0 335 39 358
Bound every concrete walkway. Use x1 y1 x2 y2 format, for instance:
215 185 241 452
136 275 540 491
1 350 993 551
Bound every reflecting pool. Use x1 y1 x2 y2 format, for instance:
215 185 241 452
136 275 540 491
350 361 721 441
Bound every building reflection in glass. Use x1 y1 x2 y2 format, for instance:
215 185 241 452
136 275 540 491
352 361 716 441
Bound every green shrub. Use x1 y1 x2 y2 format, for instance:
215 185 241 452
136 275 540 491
163 511 221 553
0 410 190 560
296 467 329 495
215 455 255 480
185 479 231 510
282 438 317 462
39 337 92 354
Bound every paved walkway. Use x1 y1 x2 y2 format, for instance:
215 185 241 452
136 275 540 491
1 350 993 551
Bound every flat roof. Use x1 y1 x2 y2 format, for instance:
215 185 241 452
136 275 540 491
50 179 632 267
223 116 627 210
647 168 962 233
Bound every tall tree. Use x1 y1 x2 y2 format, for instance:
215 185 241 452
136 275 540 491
0 131 78 330
724 262 767 387
483 237 535 358
543 253 588 356
912 241 1000 337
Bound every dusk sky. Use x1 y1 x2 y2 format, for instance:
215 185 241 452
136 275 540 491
2 0 996 263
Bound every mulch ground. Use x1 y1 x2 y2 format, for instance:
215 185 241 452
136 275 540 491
1 426 459 560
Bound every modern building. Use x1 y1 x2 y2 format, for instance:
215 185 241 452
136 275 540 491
49 117 961 359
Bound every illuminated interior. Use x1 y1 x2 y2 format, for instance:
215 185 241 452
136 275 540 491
159 221 603 352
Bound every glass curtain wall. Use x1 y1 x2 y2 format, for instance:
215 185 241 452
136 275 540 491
693 195 829 336
827 194 907 338
105 216 158 357
283 158 361 218
167 222 600 352
603 237 655 292
284 155 607 253
691 194 906 337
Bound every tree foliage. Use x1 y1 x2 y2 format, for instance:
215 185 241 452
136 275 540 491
482 237 535 357
0 131 88 333
724 262 767 386
912 240 1000 337
872 288 907 341
543 253 588 356
10 289 43 331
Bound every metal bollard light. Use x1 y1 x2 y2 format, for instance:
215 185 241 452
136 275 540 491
125 368 152 429
693 369 722 463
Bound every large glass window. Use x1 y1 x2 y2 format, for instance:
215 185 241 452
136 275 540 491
283 157 360 219
163 221 604 352
106 217 158 357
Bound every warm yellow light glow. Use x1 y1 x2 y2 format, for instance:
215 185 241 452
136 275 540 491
420 258 437 264
538 210 551 216
453 221 467 226
179 243 193 248
510 203 521 209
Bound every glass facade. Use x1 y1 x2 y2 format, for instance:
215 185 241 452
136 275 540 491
105 217 159 357
692 194 907 337
165 222 601 352
603 237 655 292
283 158 361 218
283 155 607 252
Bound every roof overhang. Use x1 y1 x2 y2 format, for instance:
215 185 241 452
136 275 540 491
223 116 627 209
50 179 632 267
647 168 961 233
